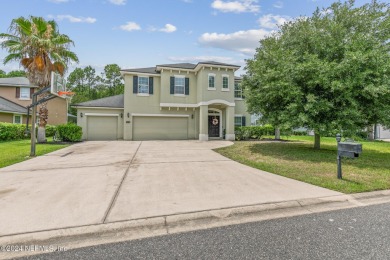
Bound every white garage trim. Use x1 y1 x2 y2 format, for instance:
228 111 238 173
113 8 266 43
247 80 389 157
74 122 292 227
132 113 190 118
85 113 120 116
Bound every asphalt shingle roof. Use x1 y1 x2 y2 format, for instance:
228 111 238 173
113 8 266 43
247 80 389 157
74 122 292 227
120 67 159 74
122 61 241 73
73 94 124 108
0 96 28 114
0 77 32 87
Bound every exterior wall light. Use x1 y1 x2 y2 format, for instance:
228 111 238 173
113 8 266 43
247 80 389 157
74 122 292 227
120 113 123 118
80 112 83 118
127 113 130 118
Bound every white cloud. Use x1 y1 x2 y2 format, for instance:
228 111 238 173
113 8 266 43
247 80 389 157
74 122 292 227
199 29 269 55
273 1 283 8
51 15 97 23
160 24 177 33
120 22 141 32
258 14 290 29
109 0 126 5
47 0 69 3
211 0 260 13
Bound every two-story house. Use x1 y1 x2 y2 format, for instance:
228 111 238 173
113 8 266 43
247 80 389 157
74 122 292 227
0 77 68 125
74 61 250 141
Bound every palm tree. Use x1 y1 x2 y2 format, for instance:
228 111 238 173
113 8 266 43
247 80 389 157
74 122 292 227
0 16 79 142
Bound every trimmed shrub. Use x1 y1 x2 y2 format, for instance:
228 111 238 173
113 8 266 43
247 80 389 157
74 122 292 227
0 122 28 141
235 125 275 141
56 123 82 142
45 125 57 137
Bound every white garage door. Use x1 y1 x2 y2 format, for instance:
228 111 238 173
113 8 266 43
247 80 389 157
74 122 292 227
133 116 188 140
87 116 118 140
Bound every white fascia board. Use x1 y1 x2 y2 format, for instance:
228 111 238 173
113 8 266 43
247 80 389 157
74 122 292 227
155 66 195 73
194 64 240 72
160 99 235 108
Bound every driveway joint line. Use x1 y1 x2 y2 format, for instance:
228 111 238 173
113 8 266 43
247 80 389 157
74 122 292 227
102 141 143 224
131 159 231 165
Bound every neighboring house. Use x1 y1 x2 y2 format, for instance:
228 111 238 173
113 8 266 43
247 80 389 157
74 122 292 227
0 96 31 124
74 61 250 141
0 77 68 125
375 125 390 140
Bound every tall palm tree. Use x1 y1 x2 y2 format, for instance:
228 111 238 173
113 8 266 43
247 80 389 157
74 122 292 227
0 16 79 142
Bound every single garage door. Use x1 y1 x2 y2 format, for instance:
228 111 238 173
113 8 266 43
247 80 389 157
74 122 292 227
133 116 188 140
87 116 118 140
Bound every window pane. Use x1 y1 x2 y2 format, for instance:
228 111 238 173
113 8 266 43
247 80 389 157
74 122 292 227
223 77 228 88
14 115 21 124
209 76 215 88
174 77 185 94
234 117 242 126
138 77 149 94
20 88 30 99
234 83 242 98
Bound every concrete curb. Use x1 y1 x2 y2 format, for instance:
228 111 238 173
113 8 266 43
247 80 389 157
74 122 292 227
1 190 390 259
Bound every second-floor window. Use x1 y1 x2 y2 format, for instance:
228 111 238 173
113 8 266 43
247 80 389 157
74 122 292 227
138 76 149 94
170 76 189 95
16 87 31 99
174 76 185 95
222 75 229 89
208 74 215 89
133 76 153 95
234 82 244 99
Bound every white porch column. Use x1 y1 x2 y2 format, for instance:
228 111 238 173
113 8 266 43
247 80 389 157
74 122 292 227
225 106 235 141
199 105 208 141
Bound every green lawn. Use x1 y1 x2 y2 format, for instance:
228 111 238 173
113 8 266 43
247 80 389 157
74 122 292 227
0 139 69 168
215 136 390 194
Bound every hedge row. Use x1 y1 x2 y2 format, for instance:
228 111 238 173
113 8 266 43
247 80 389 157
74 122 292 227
235 125 275 141
0 122 82 142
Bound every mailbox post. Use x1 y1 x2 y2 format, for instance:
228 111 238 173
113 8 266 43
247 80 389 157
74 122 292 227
336 134 362 179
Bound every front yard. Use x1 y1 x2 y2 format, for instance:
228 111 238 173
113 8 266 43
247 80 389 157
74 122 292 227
0 140 69 168
215 136 390 193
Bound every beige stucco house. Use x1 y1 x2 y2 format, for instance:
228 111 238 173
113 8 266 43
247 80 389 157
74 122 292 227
0 77 68 125
74 61 250 141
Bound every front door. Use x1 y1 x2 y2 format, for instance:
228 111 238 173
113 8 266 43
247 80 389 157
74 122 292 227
208 116 220 137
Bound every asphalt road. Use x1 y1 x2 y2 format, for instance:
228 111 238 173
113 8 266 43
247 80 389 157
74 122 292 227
19 203 390 260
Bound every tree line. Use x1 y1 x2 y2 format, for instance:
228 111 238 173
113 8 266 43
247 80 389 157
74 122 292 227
66 64 124 115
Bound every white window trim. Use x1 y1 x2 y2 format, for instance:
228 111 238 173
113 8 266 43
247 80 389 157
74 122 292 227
222 74 229 90
138 76 149 95
19 87 31 100
208 73 216 90
174 75 185 95
234 83 243 99
13 114 23 124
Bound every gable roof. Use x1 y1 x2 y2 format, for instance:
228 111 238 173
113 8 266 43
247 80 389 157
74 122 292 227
0 77 34 88
73 94 124 108
156 63 197 70
0 96 28 114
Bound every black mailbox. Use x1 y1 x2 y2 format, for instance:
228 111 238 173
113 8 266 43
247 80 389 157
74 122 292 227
338 142 362 158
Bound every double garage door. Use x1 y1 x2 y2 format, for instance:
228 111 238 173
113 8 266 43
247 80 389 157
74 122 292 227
87 116 118 141
133 116 188 141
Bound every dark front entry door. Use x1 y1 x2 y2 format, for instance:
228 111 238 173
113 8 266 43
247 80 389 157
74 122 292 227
208 116 220 137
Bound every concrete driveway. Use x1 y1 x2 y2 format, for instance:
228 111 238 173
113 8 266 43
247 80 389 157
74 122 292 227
0 141 341 237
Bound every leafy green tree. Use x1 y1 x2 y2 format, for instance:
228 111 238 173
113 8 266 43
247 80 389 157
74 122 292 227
0 70 5 77
0 16 78 142
243 0 390 149
101 64 124 96
7 70 26 77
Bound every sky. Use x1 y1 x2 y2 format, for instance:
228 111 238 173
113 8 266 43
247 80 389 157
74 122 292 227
0 0 374 76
